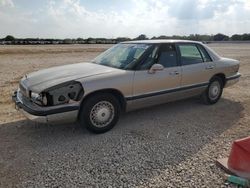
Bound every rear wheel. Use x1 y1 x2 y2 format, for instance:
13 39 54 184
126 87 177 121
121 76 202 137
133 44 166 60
79 93 121 133
201 76 223 104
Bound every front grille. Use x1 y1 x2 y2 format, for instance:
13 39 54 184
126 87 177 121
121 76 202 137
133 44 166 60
19 81 29 98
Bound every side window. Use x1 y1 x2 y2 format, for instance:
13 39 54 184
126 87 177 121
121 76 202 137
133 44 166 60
139 46 159 70
178 44 203 65
134 48 145 59
157 44 177 68
197 45 212 62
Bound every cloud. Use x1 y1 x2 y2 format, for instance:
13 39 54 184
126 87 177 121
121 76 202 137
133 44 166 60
0 0 249 38
43 0 176 38
167 0 243 20
0 0 14 7
245 0 250 10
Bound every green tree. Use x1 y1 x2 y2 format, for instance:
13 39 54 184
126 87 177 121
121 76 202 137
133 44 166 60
5 35 15 41
134 34 148 40
213 33 229 41
231 34 242 41
242 33 250 40
76 38 84 41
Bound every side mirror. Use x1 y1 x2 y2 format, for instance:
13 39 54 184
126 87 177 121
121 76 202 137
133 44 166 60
148 64 164 74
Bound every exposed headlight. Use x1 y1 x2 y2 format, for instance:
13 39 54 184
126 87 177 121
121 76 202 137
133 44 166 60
31 92 41 100
44 81 83 106
31 92 47 106
42 95 48 106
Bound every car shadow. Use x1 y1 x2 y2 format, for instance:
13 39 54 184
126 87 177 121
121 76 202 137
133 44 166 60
0 97 244 187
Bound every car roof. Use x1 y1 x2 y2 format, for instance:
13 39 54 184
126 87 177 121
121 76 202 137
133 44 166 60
121 39 203 44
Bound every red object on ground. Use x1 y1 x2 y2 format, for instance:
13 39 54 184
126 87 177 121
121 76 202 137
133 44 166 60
216 136 250 179
228 136 250 173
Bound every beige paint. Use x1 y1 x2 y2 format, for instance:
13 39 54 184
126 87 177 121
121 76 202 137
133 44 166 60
14 40 241 123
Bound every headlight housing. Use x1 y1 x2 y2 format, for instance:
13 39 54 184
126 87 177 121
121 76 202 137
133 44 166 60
43 81 83 106
30 92 47 106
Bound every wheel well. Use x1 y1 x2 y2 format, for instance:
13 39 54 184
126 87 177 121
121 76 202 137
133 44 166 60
79 89 126 114
211 73 226 86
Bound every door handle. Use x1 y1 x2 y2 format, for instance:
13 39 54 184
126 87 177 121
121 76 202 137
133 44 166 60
206 65 214 70
169 71 180 75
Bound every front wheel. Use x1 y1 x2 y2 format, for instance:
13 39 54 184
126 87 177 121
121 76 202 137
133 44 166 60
79 93 121 133
201 76 223 105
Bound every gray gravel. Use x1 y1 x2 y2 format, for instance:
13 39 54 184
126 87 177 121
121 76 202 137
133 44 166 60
0 43 250 187
0 98 247 188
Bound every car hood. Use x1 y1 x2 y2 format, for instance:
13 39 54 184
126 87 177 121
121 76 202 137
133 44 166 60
23 62 117 92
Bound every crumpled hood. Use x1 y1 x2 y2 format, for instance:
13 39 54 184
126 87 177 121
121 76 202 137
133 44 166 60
23 62 116 92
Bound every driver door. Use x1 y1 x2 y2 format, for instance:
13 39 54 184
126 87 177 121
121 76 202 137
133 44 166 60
131 44 182 110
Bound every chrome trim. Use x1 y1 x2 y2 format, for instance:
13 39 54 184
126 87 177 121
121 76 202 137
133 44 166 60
19 81 29 98
224 73 241 88
14 89 79 116
226 72 241 81
89 101 115 128
126 82 209 101
19 108 78 124
16 88 24 104
14 92 78 124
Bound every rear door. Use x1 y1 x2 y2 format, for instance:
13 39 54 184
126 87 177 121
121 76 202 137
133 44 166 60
196 43 215 75
176 43 215 87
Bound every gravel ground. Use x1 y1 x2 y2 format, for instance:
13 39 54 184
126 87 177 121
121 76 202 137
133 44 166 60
0 43 250 187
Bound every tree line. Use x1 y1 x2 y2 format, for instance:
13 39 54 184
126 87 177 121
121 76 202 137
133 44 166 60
1 33 250 45
137 33 250 41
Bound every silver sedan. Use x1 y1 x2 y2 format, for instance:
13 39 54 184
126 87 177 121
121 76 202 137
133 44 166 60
13 40 241 133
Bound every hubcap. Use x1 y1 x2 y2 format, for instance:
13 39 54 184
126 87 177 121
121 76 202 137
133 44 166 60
90 101 114 128
209 81 221 100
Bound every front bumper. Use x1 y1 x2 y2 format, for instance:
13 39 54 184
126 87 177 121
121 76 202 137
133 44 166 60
12 90 79 124
225 72 241 88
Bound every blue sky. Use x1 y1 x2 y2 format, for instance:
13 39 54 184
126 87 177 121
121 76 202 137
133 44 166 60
0 0 250 38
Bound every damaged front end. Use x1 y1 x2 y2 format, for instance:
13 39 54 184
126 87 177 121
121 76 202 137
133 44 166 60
31 81 84 107
13 80 84 123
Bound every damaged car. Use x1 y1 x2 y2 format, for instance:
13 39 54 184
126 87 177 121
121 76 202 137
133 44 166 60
13 40 241 133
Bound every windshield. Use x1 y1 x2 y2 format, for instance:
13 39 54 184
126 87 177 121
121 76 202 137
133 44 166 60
92 43 152 69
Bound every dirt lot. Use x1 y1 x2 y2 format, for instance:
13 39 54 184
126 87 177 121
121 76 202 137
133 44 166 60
0 43 249 187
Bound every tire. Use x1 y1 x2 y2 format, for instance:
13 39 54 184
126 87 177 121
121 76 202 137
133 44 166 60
201 76 223 105
79 93 121 133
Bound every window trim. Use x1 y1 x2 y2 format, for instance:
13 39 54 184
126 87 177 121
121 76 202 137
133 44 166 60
133 42 213 70
196 44 213 62
133 44 159 70
134 44 160 70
